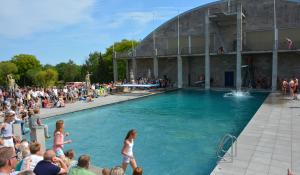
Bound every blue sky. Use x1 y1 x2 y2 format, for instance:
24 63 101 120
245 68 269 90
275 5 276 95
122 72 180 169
0 0 214 65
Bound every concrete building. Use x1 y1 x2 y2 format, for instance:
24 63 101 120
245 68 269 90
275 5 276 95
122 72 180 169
114 0 300 90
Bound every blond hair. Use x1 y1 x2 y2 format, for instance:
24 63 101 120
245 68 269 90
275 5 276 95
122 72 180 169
54 120 64 134
29 142 41 154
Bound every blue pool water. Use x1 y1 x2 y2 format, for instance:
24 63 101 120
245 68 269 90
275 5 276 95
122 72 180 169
45 90 268 175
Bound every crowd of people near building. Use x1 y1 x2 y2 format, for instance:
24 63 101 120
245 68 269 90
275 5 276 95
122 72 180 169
122 76 171 88
281 77 299 99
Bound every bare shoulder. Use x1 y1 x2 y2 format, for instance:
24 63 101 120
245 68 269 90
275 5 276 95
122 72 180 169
124 139 131 145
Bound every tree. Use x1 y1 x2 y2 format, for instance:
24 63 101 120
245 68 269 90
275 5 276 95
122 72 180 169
11 54 41 86
55 60 81 82
29 68 58 87
103 39 139 81
0 61 19 86
82 52 108 83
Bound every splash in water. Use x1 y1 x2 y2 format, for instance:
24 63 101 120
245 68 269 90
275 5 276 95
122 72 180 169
223 90 251 98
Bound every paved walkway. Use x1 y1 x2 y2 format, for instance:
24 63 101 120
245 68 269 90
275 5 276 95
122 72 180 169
211 93 300 175
39 91 162 119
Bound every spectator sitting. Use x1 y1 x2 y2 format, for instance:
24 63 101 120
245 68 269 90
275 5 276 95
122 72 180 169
133 167 143 175
0 146 18 174
21 142 43 171
64 149 77 169
110 166 124 175
68 155 96 175
15 143 30 171
28 108 51 139
102 168 111 175
34 149 68 175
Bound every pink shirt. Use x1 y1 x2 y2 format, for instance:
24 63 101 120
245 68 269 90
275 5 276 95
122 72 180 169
53 131 64 151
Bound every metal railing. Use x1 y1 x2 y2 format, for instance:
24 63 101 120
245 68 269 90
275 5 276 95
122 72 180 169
216 133 237 163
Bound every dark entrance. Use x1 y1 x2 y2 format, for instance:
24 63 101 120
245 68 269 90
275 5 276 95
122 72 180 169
225 71 234 87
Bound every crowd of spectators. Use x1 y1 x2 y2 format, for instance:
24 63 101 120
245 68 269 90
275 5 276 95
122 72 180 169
0 84 143 175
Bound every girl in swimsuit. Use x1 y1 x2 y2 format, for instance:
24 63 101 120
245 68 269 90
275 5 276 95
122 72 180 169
53 120 72 158
121 129 137 172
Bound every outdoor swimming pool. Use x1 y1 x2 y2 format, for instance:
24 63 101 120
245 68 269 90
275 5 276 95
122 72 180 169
45 90 268 175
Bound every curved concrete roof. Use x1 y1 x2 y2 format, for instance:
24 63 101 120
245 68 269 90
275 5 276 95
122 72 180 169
128 0 300 58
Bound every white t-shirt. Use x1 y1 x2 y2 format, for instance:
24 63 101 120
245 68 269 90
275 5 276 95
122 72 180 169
21 154 43 171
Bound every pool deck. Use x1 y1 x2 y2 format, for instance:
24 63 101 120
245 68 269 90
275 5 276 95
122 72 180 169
211 93 300 175
39 90 168 119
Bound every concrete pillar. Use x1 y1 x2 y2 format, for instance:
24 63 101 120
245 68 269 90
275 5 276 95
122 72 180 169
31 127 46 152
125 59 129 81
177 55 183 88
236 3 243 90
272 0 278 91
188 35 192 54
131 59 137 83
272 50 278 91
153 56 158 79
13 123 22 140
113 57 118 82
205 9 210 89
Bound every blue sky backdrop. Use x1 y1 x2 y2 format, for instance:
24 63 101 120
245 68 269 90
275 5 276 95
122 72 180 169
0 0 214 65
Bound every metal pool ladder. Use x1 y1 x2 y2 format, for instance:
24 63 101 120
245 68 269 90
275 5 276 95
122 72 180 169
216 134 237 163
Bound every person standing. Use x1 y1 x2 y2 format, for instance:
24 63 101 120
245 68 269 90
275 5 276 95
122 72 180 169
0 111 15 147
121 129 138 172
53 120 72 158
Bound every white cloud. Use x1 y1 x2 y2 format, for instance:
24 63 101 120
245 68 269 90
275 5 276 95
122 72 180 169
0 0 95 38
105 9 179 29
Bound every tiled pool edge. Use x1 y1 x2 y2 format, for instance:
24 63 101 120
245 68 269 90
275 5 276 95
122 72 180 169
210 93 300 175
39 88 178 119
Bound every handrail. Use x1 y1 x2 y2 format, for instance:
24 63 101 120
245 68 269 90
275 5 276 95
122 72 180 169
216 133 237 163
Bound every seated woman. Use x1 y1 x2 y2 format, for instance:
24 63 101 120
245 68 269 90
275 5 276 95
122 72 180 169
58 95 65 107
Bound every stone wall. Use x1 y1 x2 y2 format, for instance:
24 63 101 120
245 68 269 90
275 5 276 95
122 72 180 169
133 0 300 57
210 55 236 87
278 53 300 80
158 57 178 85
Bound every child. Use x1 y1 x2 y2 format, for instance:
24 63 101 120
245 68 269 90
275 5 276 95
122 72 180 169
53 120 72 158
28 108 50 139
64 149 77 169
102 168 111 175
121 129 138 172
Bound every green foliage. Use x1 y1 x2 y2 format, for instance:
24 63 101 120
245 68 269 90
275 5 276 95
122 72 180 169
55 60 82 82
102 39 139 81
0 61 19 86
27 68 58 87
82 52 111 83
1 39 139 87
11 54 42 86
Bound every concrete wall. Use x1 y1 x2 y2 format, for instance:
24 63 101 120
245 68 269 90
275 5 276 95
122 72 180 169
189 57 205 85
128 58 154 78
278 53 300 80
210 55 236 87
133 0 300 58
251 54 272 89
158 58 177 85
